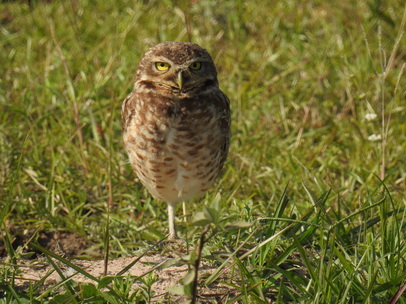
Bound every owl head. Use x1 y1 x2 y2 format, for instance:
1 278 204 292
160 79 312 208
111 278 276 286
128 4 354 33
135 41 219 92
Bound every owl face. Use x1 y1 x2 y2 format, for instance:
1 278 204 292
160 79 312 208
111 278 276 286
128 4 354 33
136 42 219 93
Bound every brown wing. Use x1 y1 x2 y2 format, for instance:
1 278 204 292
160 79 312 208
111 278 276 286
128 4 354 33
121 91 136 133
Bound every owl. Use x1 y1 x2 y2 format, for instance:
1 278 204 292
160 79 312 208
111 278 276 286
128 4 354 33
122 41 230 240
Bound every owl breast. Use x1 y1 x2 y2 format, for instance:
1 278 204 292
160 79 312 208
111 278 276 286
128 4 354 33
123 84 229 205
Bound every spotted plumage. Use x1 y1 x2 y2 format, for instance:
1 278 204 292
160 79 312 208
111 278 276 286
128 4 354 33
122 41 230 240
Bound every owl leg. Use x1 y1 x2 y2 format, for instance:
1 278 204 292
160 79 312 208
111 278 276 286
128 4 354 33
167 203 178 240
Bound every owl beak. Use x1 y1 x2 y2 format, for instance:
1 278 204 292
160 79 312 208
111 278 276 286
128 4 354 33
175 71 183 89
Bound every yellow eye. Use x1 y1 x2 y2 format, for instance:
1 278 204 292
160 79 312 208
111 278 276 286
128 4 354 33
189 62 202 71
155 62 170 71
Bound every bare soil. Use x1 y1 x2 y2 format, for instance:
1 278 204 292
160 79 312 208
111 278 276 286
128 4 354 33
1 231 237 303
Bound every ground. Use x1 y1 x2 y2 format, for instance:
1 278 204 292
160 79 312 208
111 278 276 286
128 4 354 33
2 231 237 302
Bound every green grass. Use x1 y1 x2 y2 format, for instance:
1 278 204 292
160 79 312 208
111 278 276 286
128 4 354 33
1 0 405 303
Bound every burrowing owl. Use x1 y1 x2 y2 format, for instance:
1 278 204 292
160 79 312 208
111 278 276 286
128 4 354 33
122 41 230 240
